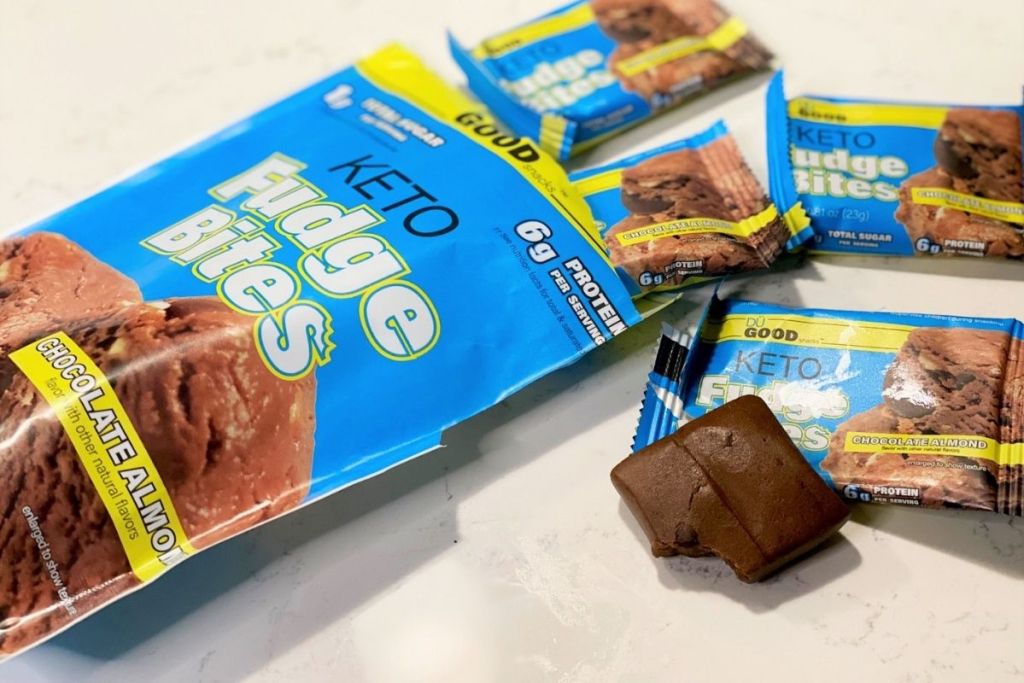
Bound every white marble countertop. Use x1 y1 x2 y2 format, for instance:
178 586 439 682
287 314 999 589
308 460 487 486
1 0 1023 681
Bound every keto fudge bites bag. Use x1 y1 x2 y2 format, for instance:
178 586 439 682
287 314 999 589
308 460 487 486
570 121 811 295
634 295 1024 516
449 0 773 160
766 72 1024 259
0 44 652 659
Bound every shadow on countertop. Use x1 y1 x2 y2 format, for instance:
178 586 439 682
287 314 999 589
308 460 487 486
616 500 863 613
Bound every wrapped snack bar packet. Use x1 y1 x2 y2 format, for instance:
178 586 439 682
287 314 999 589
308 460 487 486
570 120 811 296
634 294 1024 516
767 71 1024 259
0 44 664 659
449 0 773 160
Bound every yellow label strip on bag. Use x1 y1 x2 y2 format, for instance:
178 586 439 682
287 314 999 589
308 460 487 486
787 98 949 129
911 187 1024 224
614 204 779 246
574 168 624 198
701 313 916 353
10 333 195 582
472 2 596 59
843 432 1024 466
615 17 748 77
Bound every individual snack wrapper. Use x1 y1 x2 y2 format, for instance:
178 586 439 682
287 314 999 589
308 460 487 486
766 71 1024 259
633 294 1024 516
449 0 774 160
0 43 671 659
570 121 812 296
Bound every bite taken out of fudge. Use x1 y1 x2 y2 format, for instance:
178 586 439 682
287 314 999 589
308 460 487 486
611 395 850 582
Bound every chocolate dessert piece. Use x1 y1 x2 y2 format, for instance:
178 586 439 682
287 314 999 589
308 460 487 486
934 108 1022 202
0 297 317 654
605 134 790 290
0 232 142 349
822 406 998 511
592 0 772 104
611 395 850 582
895 169 1024 259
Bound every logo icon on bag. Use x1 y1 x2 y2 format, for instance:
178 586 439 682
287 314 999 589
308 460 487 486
324 84 354 110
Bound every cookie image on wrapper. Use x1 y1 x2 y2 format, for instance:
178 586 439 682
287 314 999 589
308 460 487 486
0 232 143 349
0 296 317 655
895 109 1024 258
822 327 1009 511
603 133 790 292
592 0 772 106
934 108 1023 202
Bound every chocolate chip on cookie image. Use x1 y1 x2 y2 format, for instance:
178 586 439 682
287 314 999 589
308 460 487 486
604 133 790 291
894 169 1024 258
883 327 1010 436
591 0 773 105
822 327 1012 511
0 232 143 349
0 297 316 655
934 108 1023 202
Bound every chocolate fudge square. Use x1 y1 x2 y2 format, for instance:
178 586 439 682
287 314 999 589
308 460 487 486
934 108 1023 202
895 169 1024 259
611 395 849 582
0 297 317 655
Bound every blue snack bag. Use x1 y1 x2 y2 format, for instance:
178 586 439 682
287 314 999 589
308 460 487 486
570 120 811 296
767 71 1024 259
0 44 662 659
633 294 1024 516
449 0 773 160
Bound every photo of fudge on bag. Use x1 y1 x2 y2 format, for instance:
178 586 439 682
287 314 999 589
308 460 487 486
822 328 1009 511
0 234 317 655
448 0 772 160
570 121 810 296
894 108 1024 258
591 0 772 106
